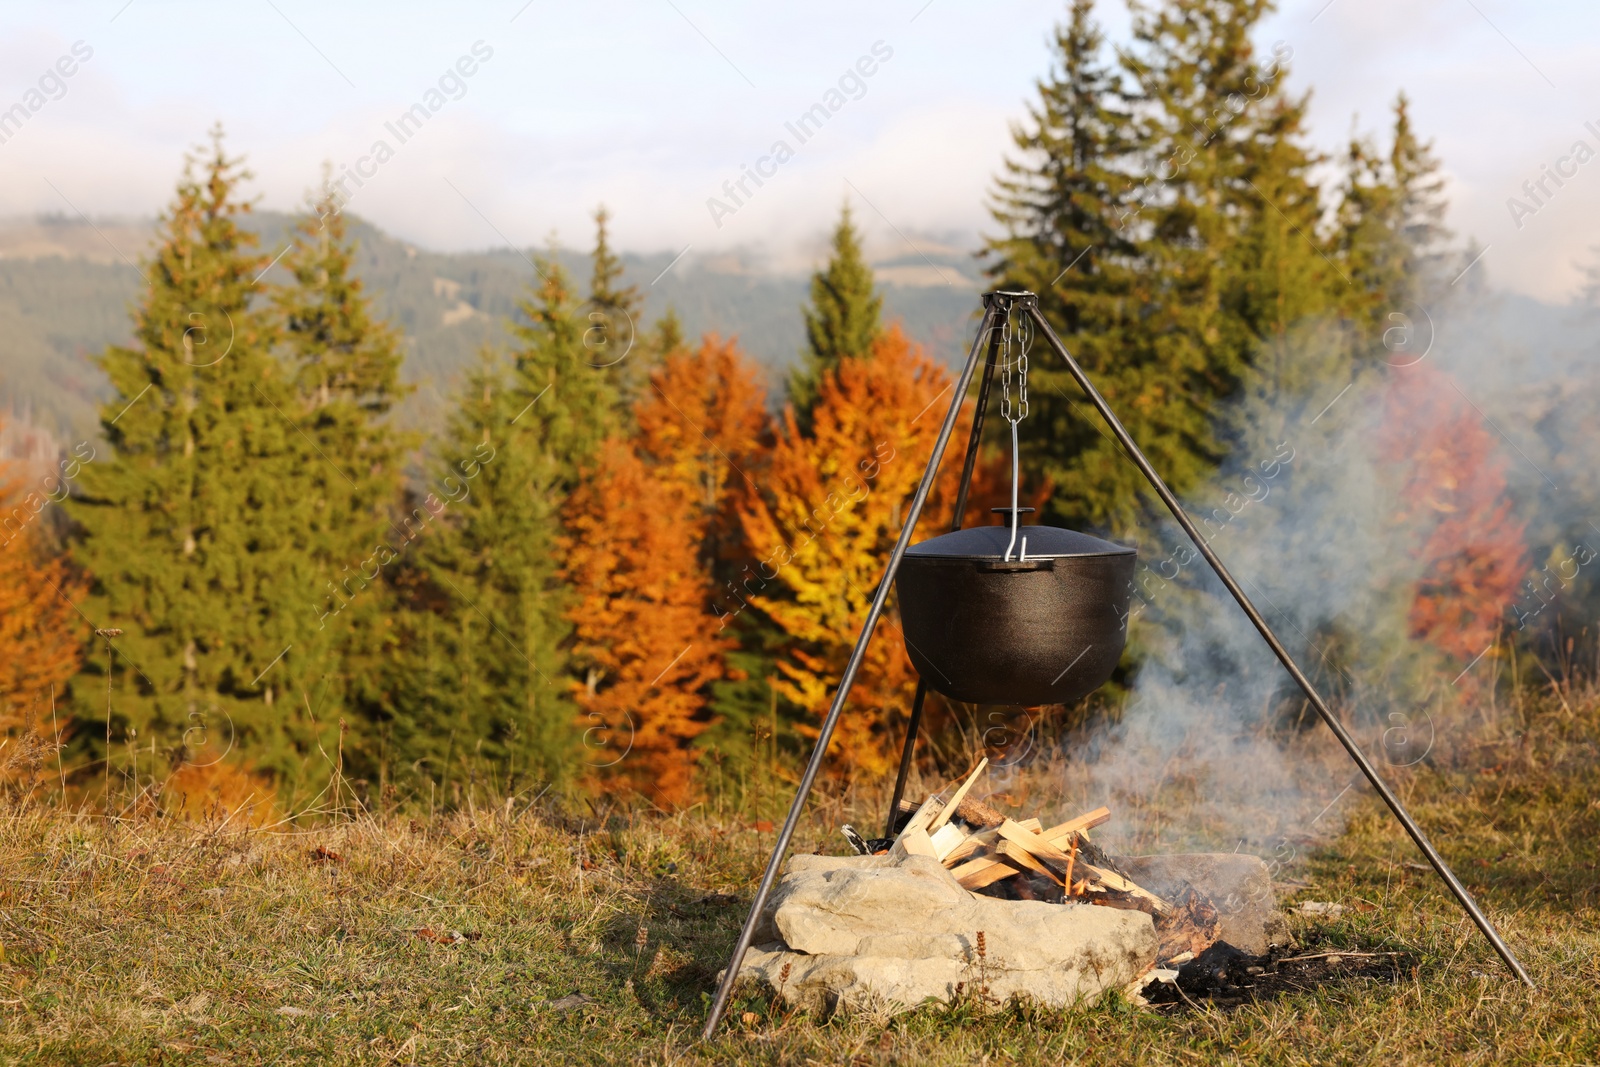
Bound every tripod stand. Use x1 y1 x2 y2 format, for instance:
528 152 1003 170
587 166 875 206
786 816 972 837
700 290 1531 1040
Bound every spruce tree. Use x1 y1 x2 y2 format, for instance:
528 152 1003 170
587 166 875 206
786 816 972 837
791 203 882 422
649 306 686 359
1334 94 1452 350
1388 95 1452 294
588 206 654 405
521 251 624 476
986 0 1148 532
588 206 641 330
399 255 617 794
988 0 1334 533
272 189 413 783
67 128 319 786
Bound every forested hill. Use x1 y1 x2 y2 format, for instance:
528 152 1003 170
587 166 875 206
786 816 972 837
0 212 983 444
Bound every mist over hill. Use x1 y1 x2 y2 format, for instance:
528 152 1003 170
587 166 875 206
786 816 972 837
0 212 983 448
2 210 1595 490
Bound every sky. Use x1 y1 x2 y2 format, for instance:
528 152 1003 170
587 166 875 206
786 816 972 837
1 0 1597 299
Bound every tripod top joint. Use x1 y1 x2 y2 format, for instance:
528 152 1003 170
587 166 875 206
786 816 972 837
983 289 1038 311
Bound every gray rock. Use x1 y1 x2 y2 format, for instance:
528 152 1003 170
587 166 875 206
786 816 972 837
733 853 1158 1014
1118 853 1291 956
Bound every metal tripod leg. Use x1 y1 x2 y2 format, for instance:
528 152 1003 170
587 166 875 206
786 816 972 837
1022 298 1534 988
884 324 1004 840
699 301 1004 1040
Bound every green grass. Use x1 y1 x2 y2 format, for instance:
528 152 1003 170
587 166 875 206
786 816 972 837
2 689 1598 1065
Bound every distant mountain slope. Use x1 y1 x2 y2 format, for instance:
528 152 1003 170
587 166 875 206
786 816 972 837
0 212 984 441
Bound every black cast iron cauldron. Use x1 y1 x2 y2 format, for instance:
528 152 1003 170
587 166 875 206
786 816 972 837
894 521 1135 706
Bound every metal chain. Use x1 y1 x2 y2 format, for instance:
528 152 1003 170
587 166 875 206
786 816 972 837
999 300 1032 562
999 305 1030 426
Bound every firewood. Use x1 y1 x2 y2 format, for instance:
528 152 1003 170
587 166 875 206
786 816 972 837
1153 883 1220 962
941 827 999 867
897 826 939 859
952 854 1023 890
995 840 1065 885
897 796 942 838
1041 806 1112 847
996 819 1077 874
1079 861 1173 916
996 819 1171 913
953 795 1007 829
888 796 944 861
928 758 988 832
929 822 967 861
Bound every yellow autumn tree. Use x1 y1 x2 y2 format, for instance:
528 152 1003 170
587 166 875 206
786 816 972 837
735 326 982 777
563 335 771 804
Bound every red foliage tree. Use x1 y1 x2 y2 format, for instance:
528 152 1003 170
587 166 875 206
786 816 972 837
1380 363 1527 664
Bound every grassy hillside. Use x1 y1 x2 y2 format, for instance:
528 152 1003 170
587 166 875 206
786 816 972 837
0 682 1593 1065
0 213 983 442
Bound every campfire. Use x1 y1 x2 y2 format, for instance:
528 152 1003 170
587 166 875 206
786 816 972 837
855 758 1221 966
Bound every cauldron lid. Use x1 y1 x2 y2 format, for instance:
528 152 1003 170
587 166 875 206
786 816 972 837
906 524 1133 560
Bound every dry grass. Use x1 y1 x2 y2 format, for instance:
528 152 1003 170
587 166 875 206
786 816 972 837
1 686 1597 1065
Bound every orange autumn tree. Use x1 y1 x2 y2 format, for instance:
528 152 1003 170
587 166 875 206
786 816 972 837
1380 363 1527 664
563 335 771 804
0 457 87 789
633 335 772 569
736 325 982 777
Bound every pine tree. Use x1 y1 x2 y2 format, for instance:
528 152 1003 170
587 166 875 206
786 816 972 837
272 188 413 780
586 206 642 383
649 306 686 359
396 255 618 795
1388 95 1452 295
396 348 568 795
986 0 1148 533
66 128 321 789
790 203 882 422
519 252 624 478
1336 93 1453 331
989 0 1334 534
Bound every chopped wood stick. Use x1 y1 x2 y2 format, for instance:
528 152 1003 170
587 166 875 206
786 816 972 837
1079 861 1173 916
955 858 1024 891
888 797 943 861
897 826 939 859
1064 837 1077 895
995 820 1171 914
929 822 966 861
996 819 1077 873
942 827 999 867
949 854 1004 881
897 796 942 839
928 758 988 832
1041 806 1112 847
996 840 1065 885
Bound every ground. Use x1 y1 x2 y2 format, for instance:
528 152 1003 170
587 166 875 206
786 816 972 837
1 689 1597 1065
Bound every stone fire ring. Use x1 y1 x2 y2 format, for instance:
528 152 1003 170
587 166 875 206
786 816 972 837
730 851 1288 1015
